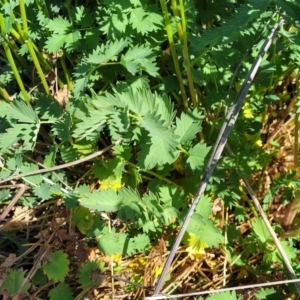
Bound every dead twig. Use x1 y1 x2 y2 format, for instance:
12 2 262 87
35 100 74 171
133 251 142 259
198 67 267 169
0 184 30 221
0 137 122 185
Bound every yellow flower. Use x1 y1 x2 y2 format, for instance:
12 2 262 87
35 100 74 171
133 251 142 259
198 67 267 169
129 258 146 269
111 253 122 265
152 266 163 280
255 139 262 147
100 176 122 191
242 103 254 119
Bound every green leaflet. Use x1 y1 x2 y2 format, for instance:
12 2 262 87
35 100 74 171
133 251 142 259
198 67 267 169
175 109 203 144
80 189 121 212
48 283 73 300
191 0 270 57
43 251 70 282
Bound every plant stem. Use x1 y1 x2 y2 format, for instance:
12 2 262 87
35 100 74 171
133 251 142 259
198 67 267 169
173 0 197 107
126 161 181 188
19 0 50 95
160 0 188 108
0 14 30 102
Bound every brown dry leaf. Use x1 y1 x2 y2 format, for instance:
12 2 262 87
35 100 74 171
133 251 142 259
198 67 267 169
55 85 70 107
13 206 29 218
88 248 100 261
212 198 223 215
1 254 17 268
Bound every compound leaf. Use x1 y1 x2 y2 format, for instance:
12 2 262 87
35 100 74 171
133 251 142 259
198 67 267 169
85 39 128 64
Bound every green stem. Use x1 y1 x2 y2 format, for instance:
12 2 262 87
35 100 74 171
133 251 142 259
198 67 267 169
160 0 188 108
19 0 50 95
126 161 181 188
178 0 197 107
0 87 11 102
0 13 30 103
60 57 72 88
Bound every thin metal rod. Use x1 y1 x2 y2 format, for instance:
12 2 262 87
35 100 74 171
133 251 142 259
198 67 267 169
152 18 284 296
147 278 300 299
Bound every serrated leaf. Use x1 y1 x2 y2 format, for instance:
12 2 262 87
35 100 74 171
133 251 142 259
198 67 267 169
255 288 281 300
157 93 176 127
43 250 69 282
44 16 81 53
175 109 203 144
45 31 81 53
187 143 211 171
195 194 213 220
252 217 271 244
207 290 238 300
98 231 128 255
45 34 68 53
130 7 162 34
78 261 102 289
33 183 53 200
162 206 178 224
117 187 146 220
1 269 30 295
43 146 57 167
131 234 150 252
277 0 300 24
121 44 158 76
6 100 38 123
59 144 79 163
139 111 170 139
73 72 90 96
85 39 128 64
72 110 109 141
187 215 222 248
80 189 121 212
100 13 129 38
94 157 124 180
0 123 40 152
138 136 179 169
109 108 130 133
46 16 71 34
20 163 43 184
137 111 179 168
48 283 73 300
52 113 71 142
34 94 64 121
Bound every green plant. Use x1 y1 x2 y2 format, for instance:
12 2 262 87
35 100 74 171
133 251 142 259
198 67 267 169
1 0 300 299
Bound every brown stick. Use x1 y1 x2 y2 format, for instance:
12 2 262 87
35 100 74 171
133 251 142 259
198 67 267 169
0 137 122 185
0 184 30 221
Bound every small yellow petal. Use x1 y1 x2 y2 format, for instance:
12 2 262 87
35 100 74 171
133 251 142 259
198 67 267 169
111 253 122 264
